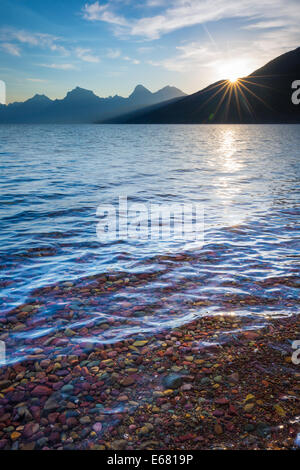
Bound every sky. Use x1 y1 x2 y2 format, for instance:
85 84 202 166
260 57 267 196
0 0 299 103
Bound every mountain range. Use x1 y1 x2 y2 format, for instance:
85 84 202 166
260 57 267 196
0 85 186 124
105 47 300 124
1 47 299 124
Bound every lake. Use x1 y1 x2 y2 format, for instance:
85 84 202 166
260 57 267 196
0 124 299 365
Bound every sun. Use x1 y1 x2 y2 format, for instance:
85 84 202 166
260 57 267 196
228 75 240 84
217 59 253 84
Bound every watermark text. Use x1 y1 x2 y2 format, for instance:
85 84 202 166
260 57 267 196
291 80 300 105
0 80 6 105
0 341 6 366
292 340 300 365
96 196 204 244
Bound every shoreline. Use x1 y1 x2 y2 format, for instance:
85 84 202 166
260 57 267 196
0 313 299 450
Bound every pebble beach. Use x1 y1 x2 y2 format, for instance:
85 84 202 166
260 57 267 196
0 309 299 450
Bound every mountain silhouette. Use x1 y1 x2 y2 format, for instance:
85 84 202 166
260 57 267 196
128 85 153 105
64 87 98 103
26 94 52 105
0 85 186 123
109 47 300 124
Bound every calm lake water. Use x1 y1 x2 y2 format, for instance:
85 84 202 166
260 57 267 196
0 124 299 365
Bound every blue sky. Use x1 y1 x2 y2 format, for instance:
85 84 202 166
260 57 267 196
0 0 299 102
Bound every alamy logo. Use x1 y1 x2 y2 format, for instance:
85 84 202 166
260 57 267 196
96 196 204 244
292 340 300 365
0 341 5 366
291 80 300 105
0 80 6 105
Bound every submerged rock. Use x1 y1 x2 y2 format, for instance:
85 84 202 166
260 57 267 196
163 374 183 389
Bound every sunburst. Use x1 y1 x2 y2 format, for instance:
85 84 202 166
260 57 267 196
196 76 275 123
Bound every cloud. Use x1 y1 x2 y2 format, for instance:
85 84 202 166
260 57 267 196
106 47 139 64
107 48 121 59
243 20 287 30
148 43 217 72
2 28 70 58
129 0 297 40
49 43 69 55
81 0 300 85
1 43 21 56
138 46 154 54
7 30 41 46
148 31 297 83
76 47 100 63
0 28 69 58
82 1 107 20
146 0 168 6
82 0 300 43
40 63 76 70
82 1 128 26
123 56 140 65
0 27 103 68
26 78 47 82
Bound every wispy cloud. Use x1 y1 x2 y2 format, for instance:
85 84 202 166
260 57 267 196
82 0 300 43
107 48 121 59
40 63 76 70
106 47 139 64
243 20 287 30
148 44 215 72
0 27 102 67
134 0 300 40
1 42 21 56
0 28 69 56
80 0 300 85
128 0 255 39
76 47 100 63
82 1 128 26
123 56 140 65
26 78 48 82
138 46 155 55
148 32 296 81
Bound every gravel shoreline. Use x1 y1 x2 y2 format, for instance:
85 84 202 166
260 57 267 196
0 314 299 450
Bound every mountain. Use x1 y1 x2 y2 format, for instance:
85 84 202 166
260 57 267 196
64 87 99 103
127 84 185 107
128 85 154 106
153 85 186 102
24 94 52 105
113 47 300 124
0 85 186 124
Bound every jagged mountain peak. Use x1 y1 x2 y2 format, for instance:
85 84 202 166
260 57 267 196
0 83 186 123
65 87 98 101
26 94 52 104
129 85 152 100
158 85 177 92
154 86 187 99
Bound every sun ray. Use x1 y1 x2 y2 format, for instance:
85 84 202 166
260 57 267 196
239 78 279 92
238 80 275 112
195 81 229 113
236 82 255 120
224 83 234 120
233 83 242 120
188 71 277 124
211 83 232 118
201 80 229 94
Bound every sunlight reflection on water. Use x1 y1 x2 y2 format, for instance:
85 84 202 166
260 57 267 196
0 124 299 363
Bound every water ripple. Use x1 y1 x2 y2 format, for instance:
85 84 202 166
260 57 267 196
0 124 299 364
